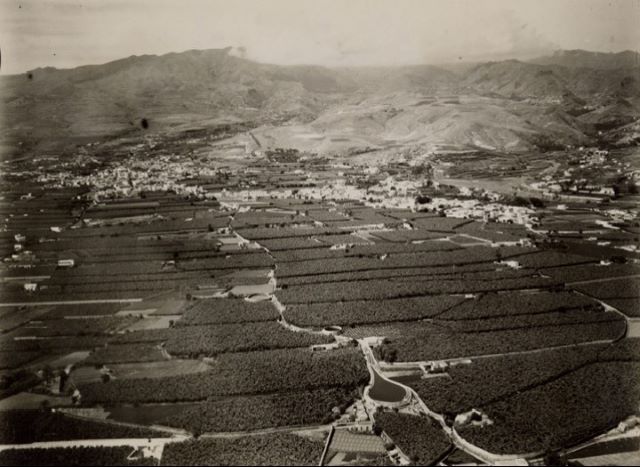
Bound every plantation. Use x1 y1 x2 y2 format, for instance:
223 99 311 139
164 322 333 357
40 304 124 319
0 410 164 444
112 329 174 344
178 254 274 271
8 316 138 338
0 446 156 466
84 344 166 365
409 217 471 232
258 238 325 251
236 226 350 240
458 362 640 454
435 308 622 333
271 248 345 262
176 299 278 325
0 351 40 370
276 247 532 277
598 338 640 362
278 267 541 287
374 412 451 465
284 296 465 327
370 230 448 242
163 387 357 434
571 278 640 317
160 433 325 466
0 336 110 352
78 347 368 404
511 250 595 269
277 276 558 304
542 263 640 284
438 291 599 320
374 320 624 362
409 344 608 415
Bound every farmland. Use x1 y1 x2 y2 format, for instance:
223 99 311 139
0 446 157 466
374 413 451 465
0 410 164 444
283 295 465 327
163 322 334 357
162 387 358 433
408 344 609 415
374 319 625 361
458 362 640 454
78 347 369 404
1 127 638 466
160 433 325 465
176 299 279 325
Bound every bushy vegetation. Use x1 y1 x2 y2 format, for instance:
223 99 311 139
512 250 595 269
112 329 174 344
0 410 163 444
542 263 640 285
436 308 622 333
176 299 278 325
0 336 110 352
179 254 274 271
598 338 640 362
0 351 40 370
438 291 599 320
276 247 531 277
84 344 166 365
258 238 325 251
160 433 325 466
572 277 640 317
277 277 558 304
78 348 368 404
279 267 541 287
284 296 465 327
410 344 608 415
236 226 350 241
9 316 138 338
163 387 357 434
40 303 124 319
164 322 333 357
0 446 156 466
374 412 450 465
459 362 640 454
374 320 624 362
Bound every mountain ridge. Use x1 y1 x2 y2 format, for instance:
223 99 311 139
1 47 638 156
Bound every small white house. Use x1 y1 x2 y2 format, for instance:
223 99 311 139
57 259 75 268
23 283 37 292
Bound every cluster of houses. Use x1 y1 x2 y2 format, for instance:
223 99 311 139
528 147 633 201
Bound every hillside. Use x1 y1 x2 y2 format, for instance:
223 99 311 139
1 47 638 157
531 49 640 70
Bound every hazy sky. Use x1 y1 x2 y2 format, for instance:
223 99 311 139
1 0 639 74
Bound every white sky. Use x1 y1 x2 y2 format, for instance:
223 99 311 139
1 0 639 74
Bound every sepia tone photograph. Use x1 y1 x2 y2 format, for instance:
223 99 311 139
0 0 639 465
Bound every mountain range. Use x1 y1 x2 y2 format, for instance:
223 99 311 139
1 47 639 157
